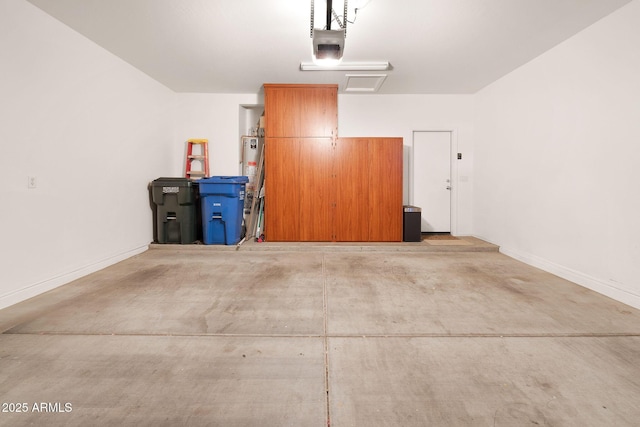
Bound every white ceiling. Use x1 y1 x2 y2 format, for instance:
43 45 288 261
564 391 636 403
26 0 632 94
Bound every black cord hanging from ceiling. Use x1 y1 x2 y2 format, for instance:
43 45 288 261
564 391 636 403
310 0 348 38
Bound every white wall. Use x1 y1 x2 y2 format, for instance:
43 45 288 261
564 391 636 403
474 0 640 309
171 94 261 177
0 0 176 309
338 94 475 235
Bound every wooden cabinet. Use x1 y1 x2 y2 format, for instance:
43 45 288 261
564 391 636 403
366 138 404 241
264 84 337 242
299 138 334 241
265 137 334 241
264 84 402 242
264 138 301 241
335 138 403 242
334 138 370 241
264 84 337 138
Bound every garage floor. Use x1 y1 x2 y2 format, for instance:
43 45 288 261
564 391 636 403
1 238 639 426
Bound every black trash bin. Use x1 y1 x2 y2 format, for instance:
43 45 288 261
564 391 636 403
403 205 422 242
151 177 198 244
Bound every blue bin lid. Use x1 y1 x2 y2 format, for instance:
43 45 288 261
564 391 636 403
199 176 249 184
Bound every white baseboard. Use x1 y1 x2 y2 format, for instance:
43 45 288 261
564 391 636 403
0 245 149 310
499 245 640 311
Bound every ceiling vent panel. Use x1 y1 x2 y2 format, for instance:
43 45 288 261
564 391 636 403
344 74 388 93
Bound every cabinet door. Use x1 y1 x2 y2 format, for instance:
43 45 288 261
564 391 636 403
301 86 337 138
300 138 334 241
264 84 337 138
368 138 403 242
334 138 370 241
264 86 301 137
265 138 300 241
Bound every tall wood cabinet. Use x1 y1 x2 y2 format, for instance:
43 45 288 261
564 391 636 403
264 84 402 242
336 138 403 242
264 84 337 241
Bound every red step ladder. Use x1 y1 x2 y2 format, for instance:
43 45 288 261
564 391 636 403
185 139 209 179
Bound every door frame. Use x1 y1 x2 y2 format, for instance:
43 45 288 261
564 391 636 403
410 130 459 236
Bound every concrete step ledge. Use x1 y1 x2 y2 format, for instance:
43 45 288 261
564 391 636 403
149 236 498 253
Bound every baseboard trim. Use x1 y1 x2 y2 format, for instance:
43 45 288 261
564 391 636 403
499 245 640 311
0 245 149 310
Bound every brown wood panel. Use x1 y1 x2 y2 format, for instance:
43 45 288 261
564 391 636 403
368 138 403 242
335 138 370 241
299 138 334 241
301 86 338 138
264 86 300 137
264 138 300 241
264 84 337 138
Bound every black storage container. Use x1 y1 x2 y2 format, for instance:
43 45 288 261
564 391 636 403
403 205 422 242
151 178 198 244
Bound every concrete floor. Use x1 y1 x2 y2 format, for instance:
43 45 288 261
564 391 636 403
1 238 640 426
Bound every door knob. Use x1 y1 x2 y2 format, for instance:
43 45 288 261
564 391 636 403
446 186 451 190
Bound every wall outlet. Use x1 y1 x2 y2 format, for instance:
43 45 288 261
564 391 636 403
28 176 37 189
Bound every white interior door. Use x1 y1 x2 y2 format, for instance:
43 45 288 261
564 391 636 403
413 131 451 232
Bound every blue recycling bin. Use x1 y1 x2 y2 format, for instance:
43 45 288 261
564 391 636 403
198 176 249 245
